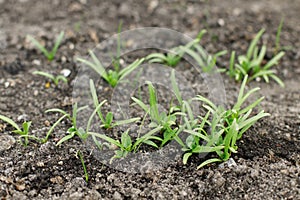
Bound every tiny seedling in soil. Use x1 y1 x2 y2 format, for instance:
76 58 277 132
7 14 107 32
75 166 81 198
0 115 40 146
27 31 64 61
33 71 68 86
225 29 285 87
89 79 140 129
146 29 207 67
77 51 144 87
177 75 270 168
88 126 163 163
45 103 89 146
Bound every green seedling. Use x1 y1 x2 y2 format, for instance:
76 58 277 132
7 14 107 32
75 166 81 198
225 29 285 87
88 126 163 162
181 42 227 73
187 75 270 168
44 103 89 145
77 51 144 87
146 29 207 67
89 79 140 129
0 115 39 146
131 73 186 147
180 110 226 167
111 21 123 72
27 31 64 61
76 150 89 182
33 71 68 86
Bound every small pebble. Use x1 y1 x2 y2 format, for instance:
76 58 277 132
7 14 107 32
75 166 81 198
32 59 41 66
217 18 225 27
60 69 71 77
33 90 38 96
17 114 29 122
4 82 9 88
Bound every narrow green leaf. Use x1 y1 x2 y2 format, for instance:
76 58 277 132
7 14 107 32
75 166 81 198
197 158 223 169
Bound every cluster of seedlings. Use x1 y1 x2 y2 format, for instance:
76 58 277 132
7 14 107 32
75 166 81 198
0 23 286 181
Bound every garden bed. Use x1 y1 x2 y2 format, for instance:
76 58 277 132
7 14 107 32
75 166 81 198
0 0 299 199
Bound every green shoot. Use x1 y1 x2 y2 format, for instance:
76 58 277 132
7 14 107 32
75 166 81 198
146 29 207 67
89 79 140 129
88 126 163 162
111 21 123 72
45 103 89 146
77 51 144 87
131 78 185 147
181 75 270 168
33 71 68 86
76 150 89 182
224 29 285 87
27 31 64 61
0 115 40 146
275 17 284 54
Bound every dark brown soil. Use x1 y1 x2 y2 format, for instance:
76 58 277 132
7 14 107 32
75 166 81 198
0 0 299 199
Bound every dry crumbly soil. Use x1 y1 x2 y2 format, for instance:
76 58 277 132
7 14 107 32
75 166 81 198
0 0 300 199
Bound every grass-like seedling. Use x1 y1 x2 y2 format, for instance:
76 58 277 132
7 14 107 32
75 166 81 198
76 150 89 182
89 79 140 129
33 71 68 86
181 43 227 73
189 75 270 168
146 30 207 67
225 29 285 87
44 104 90 145
111 21 123 73
27 31 64 61
88 126 162 162
0 115 40 146
131 71 186 146
77 51 144 87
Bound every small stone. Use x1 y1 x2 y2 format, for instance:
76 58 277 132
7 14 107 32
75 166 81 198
219 158 237 168
44 120 50 126
148 0 159 13
0 135 16 152
68 2 83 12
4 82 9 88
15 180 26 191
58 161 63 165
113 191 122 200
89 29 99 43
61 56 67 63
217 18 225 27
17 114 29 122
33 90 38 96
60 69 71 77
233 8 241 16
32 59 41 66
36 161 44 167
50 176 64 184
69 43 75 50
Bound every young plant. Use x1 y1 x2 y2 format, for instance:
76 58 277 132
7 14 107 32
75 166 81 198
111 21 123 72
225 29 285 87
180 110 226 168
131 73 185 147
181 43 227 73
27 31 64 61
76 150 89 182
180 75 270 168
88 126 163 162
77 51 144 87
33 71 68 86
146 29 207 67
44 103 89 145
89 79 140 129
0 115 39 146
